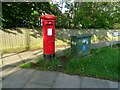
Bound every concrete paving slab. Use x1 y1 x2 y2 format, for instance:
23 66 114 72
80 77 109 88
2 53 16 58
0 66 2 79
53 72 80 88
2 69 35 88
2 54 21 65
2 58 35 68
2 52 39 67
107 80 118 88
2 67 20 78
118 82 120 90
0 80 1 86
28 71 59 87
18 51 35 60
32 50 43 56
24 82 51 88
0 59 2 66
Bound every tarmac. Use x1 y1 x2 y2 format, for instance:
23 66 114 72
0 41 120 89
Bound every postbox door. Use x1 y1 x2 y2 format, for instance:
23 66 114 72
43 20 55 54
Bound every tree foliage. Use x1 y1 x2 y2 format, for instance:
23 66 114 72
2 2 120 29
68 2 120 29
2 2 54 28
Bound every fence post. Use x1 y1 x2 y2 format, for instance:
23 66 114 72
0 29 3 64
25 29 30 50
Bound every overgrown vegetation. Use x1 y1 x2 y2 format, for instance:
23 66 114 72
20 44 120 81
20 57 63 71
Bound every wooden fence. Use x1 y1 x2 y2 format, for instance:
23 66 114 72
0 28 120 53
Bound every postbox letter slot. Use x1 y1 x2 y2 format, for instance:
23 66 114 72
46 24 53 25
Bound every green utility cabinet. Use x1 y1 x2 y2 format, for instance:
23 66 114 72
71 34 92 56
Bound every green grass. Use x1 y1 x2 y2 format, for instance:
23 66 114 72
20 62 32 69
20 57 63 71
20 45 119 81
65 46 119 81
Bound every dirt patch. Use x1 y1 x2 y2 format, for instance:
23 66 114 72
58 56 69 63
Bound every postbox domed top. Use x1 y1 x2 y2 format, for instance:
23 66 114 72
40 14 56 20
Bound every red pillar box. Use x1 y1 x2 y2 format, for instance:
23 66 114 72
40 14 56 60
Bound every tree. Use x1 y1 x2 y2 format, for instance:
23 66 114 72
69 2 120 29
2 2 120 29
2 2 55 28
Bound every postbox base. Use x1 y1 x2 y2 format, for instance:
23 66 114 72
44 54 55 61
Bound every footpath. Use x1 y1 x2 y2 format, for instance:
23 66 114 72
0 41 120 89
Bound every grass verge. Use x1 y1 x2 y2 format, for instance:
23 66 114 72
20 44 119 81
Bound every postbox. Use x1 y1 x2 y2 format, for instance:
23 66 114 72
40 14 56 60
